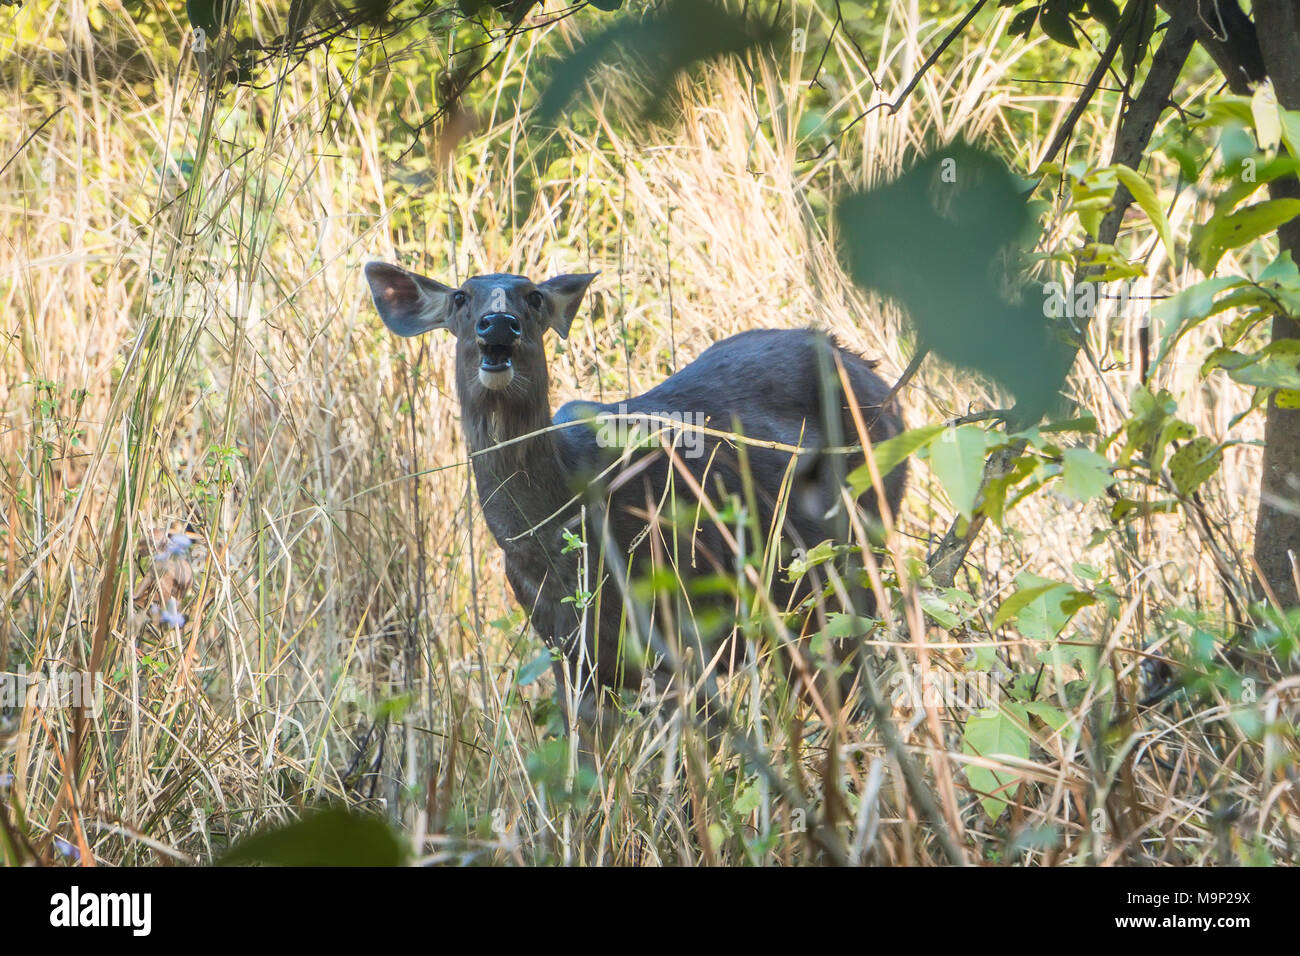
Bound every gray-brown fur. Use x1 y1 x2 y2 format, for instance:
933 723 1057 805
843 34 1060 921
365 262 906 707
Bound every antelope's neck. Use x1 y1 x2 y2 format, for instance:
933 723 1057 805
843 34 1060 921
461 388 574 547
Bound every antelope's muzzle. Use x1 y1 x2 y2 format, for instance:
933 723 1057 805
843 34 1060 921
475 312 521 389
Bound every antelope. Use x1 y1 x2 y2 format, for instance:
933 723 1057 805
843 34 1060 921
365 262 905 722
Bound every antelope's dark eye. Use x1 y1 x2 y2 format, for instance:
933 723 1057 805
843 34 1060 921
453 291 467 308
527 291 544 309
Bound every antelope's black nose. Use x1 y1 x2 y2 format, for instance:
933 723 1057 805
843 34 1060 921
476 312 522 345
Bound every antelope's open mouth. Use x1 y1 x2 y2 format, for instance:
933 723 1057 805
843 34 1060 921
478 344 513 373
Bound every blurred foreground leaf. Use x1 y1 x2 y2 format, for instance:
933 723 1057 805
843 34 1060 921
219 807 407 867
536 0 780 123
837 143 1072 419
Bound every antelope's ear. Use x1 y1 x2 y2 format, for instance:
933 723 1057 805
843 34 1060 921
365 261 454 337
538 272 599 339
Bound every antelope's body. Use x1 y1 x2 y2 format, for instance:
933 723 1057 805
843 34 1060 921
366 264 905 708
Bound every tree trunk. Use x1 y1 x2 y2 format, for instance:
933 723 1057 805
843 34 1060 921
1251 2 1300 608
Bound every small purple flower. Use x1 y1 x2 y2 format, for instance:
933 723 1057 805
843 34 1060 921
160 599 186 628
156 531 193 561
53 836 80 861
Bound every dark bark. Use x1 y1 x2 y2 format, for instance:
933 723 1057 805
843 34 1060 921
1157 0 1266 95
1251 1 1300 607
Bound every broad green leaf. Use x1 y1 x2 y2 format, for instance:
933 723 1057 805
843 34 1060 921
1112 165 1174 261
516 650 553 687
1193 198 1300 273
1086 0 1120 32
919 588 974 629
1038 3 1077 47
733 777 761 815
1150 276 1244 369
1060 446 1114 502
998 573 1085 640
1168 437 1222 495
1191 95 1255 132
219 808 407 866
1024 700 1072 734
1280 108 1300 163
927 425 990 520
1037 639 1101 680
1151 417 1195 474
962 703 1030 820
1232 361 1300 390
1120 0 1155 78
848 423 946 496
1207 339 1300 390
1252 80 1282 152
1039 414 1098 434
993 581 1068 629
537 0 778 122
838 144 1071 418
187 0 236 34
1008 6 1039 38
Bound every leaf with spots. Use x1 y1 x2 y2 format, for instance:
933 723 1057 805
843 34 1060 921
1169 437 1222 495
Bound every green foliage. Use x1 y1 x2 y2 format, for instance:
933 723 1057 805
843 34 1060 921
1002 0 1153 79
536 0 781 123
962 702 1029 820
219 808 408 866
837 143 1073 417
847 423 947 497
924 425 992 520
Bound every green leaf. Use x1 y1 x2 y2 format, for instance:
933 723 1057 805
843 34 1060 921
837 144 1072 418
1039 414 1098 434
848 423 946 496
1193 198 1300 273
1086 0 1120 32
537 0 778 122
920 588 974 629
1038 3 1077 47
962 703 1030 820
1150 275 1244 369
516 650 553 687
993 581 1068 629
1121 0 1156 78
996 573 1088 640
187 0 236 34
1280 107 1300 163
1024 700 1072 734
1060 446 1114 502
1208 339 1300 390
927 425 990 520
733 778 762 815
1008 5 1040 38
1168 437 1222 495
1111 165 1175 261
1251 81 1282 151
219 808 407 866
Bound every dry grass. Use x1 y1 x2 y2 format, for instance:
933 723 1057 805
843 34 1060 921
1 1 1295 866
